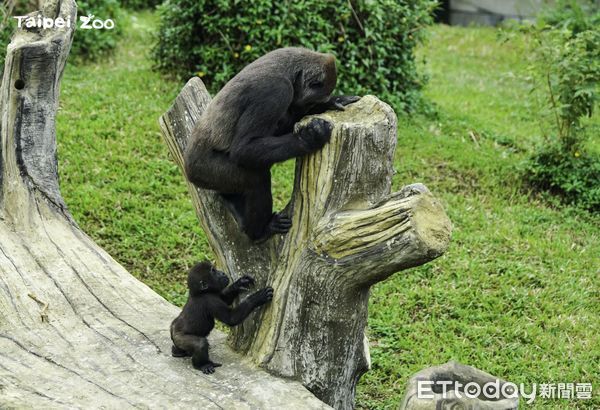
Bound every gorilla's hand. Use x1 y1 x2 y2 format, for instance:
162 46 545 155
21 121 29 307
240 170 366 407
327 95 361 111
252 287 274 306
234 275 255 291
299 118 333 150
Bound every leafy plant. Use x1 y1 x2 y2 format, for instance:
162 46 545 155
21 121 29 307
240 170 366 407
0 0 15 70
152 0 437 112
121 0 163 11
526 144 599 211
516 0 600 211
1 0 123 63
70 0 124 61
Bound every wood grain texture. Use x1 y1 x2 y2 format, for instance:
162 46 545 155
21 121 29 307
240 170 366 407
159 80 452 409
0 1 328 408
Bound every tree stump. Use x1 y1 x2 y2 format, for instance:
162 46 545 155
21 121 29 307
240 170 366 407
0 1 329 408
159 80 452 408
400 361 519 409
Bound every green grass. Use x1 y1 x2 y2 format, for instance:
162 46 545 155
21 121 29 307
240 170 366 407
56 14 599 409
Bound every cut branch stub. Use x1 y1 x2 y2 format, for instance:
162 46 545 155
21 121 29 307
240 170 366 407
311 183 451 286
160 79 452 409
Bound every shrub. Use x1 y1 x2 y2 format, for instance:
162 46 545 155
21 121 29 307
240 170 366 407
121 0 162 11
0 0 123 63
1 0 15 71
517 0 600 211
541 0 599 35
152 0 437 112
526 143 600 211
70 0 123 61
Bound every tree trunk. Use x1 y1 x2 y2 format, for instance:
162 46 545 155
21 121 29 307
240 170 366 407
159 80 452 409
0 1 329 408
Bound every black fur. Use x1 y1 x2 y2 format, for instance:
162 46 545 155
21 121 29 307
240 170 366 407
184 47 359 241
170 261 273 374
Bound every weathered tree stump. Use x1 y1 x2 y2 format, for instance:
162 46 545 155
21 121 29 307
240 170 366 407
159 80 452 408
0 1 329 408
400 361 519 410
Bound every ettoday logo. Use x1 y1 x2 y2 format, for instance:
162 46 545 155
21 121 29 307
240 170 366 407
417 380 593 404
14 14 115 30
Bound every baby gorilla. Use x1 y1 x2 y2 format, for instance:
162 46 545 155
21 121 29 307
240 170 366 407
170 261 273 374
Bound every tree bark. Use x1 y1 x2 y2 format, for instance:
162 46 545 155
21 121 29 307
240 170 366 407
159 80 452 409
0 1 329 408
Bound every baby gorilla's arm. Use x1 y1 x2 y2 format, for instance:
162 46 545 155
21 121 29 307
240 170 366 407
212 287 274 326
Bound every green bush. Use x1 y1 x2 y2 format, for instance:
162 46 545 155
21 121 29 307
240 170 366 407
518 0 600 211
1 0 15 71
0 0 123 64
541 0 600 35
0 28 9 72
525 143 600 211
70 0 123 61
152 0 437 111
121 0 162 11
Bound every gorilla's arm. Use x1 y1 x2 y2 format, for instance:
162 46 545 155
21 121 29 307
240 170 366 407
212 287 274 326
228 82 331 170
230 132 323 169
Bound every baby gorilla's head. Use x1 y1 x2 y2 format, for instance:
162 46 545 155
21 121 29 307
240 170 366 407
187 262 229 296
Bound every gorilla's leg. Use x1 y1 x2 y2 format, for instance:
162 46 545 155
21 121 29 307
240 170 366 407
191 339 222 374
172 331 221 374
220 193 245 226
186 150 290 240
242 172 273 240
170 322 190 357
242 172 291 241
189 337 209 369
171 344 189 357
186 150 255 192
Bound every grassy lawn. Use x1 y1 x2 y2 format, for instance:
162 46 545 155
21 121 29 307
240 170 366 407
56 12 599 409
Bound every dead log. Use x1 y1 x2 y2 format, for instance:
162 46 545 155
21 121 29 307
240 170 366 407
159 79 452 409
0 0 329 408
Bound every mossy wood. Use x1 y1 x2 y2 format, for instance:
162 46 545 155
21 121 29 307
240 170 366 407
159 79 452 408
0 0 328 408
